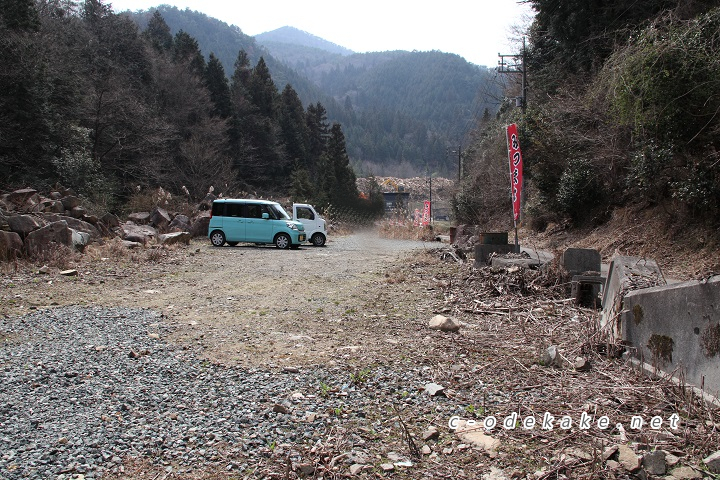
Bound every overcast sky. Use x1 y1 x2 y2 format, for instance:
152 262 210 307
109 0 535 67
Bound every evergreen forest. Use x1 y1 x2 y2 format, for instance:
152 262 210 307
0 0 383 216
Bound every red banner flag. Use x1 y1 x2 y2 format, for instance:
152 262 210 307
421 201 431 226
506 123 523 223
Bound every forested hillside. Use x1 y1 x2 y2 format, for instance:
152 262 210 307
125 9 501 178
0 0 383 217
456 0 720 233
257 27 501 177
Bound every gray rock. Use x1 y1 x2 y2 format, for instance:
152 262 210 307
24 221 75 254
574 356 590 371
68 206 86 219
428 315 460 333
704 450 720 473
670 466 703 479
150 208 171 230
543 345 562 367
7 188 38 208
422 426 439 441
60 195 82 210
127 212 151 225
424 383 445 396
101 213 121 229
158 232 191 246
482 467 510 480
7 214 44 238
168 214 191 232
190 213 211 238
642 450 666 475
121 222 157 244
617 444 640 472
0 231 23 260
41 214 101 242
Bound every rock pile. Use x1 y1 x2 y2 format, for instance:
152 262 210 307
0 187 214 260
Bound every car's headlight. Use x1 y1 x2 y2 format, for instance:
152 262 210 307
285 222 298 230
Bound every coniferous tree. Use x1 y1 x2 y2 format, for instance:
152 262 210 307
305 102 329 177
205 53 232 118
173 30 205 75
144 10 172 52
324 123 358 208
228 49 257 181
0 0 40 30
279 84 310 170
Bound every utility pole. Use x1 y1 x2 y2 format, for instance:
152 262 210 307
498 37 527 111
447 146 462 182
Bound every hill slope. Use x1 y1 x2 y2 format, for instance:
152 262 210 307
125 7 500 177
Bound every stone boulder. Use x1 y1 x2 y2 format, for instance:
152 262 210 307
429 314 460 333
0 231 23 260
43 199 66 213
60 195 82 210
24 221 87 254
120 222 157 244
101 212 121 229
6 188 38 208
127 212 151 224
42 214 102 242
8 215 45 238
68 206 86 219
150 207 171 230
198 192 217 211
190 213 211 238
168 214 191 232
158 231 191 246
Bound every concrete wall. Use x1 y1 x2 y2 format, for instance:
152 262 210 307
601 256 666 341
621 276 720 398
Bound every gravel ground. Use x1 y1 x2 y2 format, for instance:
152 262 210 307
1 231 718 479
0 305 464 479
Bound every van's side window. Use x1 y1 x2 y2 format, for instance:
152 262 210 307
246 204 263 218
211 202 225 217
226 203 244 217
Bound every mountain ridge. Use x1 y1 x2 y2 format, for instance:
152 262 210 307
255 26 355 57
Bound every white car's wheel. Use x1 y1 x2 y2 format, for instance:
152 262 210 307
311 233 326 247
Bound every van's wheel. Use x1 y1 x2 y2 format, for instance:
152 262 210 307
210 230 226 247
311 233 326 247
274 233 291 249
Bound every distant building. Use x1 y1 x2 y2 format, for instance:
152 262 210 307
382 192 411 211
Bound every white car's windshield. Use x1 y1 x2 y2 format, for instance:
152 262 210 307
271 204 291 220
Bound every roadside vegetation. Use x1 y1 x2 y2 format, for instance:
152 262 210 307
455 1 720 247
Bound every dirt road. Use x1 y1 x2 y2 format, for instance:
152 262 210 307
2 231 444 368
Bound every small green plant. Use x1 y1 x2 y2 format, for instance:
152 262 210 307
267 440 276 451
344 307 357 315
333 406 342 417
465 405 485 417
350 367 371 384
319 382 331 397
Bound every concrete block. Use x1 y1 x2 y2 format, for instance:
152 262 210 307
474 244 514 266
479 232 508 245
600 256 666 341
571 274 606 308
621 276 720 398
561 248 601 275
